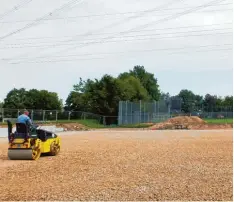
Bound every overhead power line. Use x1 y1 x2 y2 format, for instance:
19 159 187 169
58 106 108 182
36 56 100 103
7 46 232 64
0 0 86 41
3 44 231 61
6 22 232 41
0 3 232 23
9 0 184 61
0 28 231 48
24 0 229 60
0 0 33 21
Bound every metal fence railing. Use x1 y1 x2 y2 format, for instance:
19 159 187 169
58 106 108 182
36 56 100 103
118 98 179 125
0 103 232 126
0 108 102 124
118 99 233 125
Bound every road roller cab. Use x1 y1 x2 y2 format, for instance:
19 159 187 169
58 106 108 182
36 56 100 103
7 120 61 160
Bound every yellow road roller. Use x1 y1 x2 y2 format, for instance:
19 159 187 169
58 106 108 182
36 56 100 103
7 120 61 160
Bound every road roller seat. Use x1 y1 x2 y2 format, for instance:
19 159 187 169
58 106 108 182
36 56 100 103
14 122 30 139
16 123 29 133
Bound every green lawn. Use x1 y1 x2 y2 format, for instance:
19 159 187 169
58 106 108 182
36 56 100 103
204 118 233 124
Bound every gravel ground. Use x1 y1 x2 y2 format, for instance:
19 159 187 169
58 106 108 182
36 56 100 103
0 130 232 201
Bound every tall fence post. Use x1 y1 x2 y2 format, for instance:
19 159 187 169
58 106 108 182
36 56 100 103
2 108 4 123
139 100 141 124
43 110 45 122
157 101 159 119
125 101 127 124
68 111 71 120
103 116 106 125
56 110 58 122
118 102 121 125
131 102 133 124
120 101 123 125
84 112 86 120
168 102 171 118
154 100 156 113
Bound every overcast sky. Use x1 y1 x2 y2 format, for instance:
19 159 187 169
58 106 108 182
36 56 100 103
0 0 233 103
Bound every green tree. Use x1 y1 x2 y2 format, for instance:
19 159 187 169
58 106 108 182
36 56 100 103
203 94 218 112
3 88 28 109
36 90 62 110
194 94 203 111
73 77 87 93
118 75 150 101
67 73 151 116
159 92 171 107
203 95 233 112
25 89 40 109
178 89 196 113
119 65 160 100
65 91 86 111
3 88 62 110
223 96 233 110
82 75 124 115
160 92 170 100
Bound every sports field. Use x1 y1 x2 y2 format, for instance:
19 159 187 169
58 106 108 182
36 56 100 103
0 130 232 201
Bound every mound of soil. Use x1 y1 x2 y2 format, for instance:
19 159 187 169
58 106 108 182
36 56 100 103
150 116 205 130
150 116 232 130
56 123 89 131
167 116 205 124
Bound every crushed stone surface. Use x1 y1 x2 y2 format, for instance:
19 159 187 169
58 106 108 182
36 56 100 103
0 130 232 201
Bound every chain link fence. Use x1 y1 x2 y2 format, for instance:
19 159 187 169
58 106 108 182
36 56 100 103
0 100 232 126
118 99 233 125
0 108 102 123
118 97 182 125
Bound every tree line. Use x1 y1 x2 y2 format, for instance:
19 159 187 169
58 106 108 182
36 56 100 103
1 66 233 115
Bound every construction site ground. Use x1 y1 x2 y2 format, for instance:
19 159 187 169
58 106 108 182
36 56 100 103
0 129 232 201
0 116 232 131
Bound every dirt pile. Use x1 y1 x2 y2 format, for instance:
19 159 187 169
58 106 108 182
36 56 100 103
167 116 205 124
150 116 205 130
56 123 89 131
150 116 232 130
